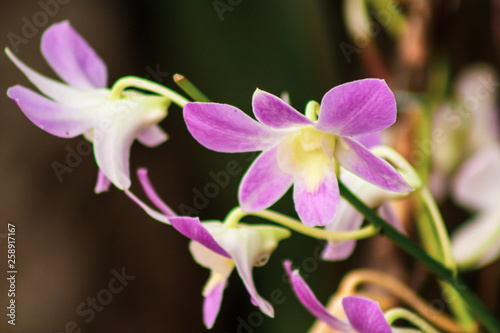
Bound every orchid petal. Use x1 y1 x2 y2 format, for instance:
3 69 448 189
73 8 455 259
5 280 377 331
239 145 293 212
189 239 234 276
342 296 392 333
284 261 352 332
252 89 312 129
92 95 167 190
170 217 230 258
41 21 108 89
136 168 177 217
7 85 98 138
355 131 382 149
293 174 339 227
453 146 500 211
203 279 226 329
216 227 278 317
316 79 396 137
5 48 108 106
137 125 168 147
95 170 111 193
335 138 413 193
321 240 357 261
184 102 286 152
125 190 170 224
452 210 500 269
322 198 363 261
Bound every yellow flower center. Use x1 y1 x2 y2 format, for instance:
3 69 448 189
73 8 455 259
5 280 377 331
277 127 336 193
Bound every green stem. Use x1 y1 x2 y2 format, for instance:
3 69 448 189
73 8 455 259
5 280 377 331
338 181 500 333
110 76 190 107
173 74 211 102
224 207 379 241
419 187 456 271
385 308 441 333
439 281 477 332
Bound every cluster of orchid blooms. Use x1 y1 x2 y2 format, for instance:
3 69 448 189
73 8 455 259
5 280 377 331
6 21 500 332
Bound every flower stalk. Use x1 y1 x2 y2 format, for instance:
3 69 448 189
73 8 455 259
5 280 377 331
110 76 190 107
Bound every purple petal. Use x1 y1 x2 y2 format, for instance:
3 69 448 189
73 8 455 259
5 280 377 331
343 296 391 333
137 125 168 147
137 168 177 217
316 79 396 137
184 102 286 152
41 21 107 89
252 89 312 129
5 48 108 106
354 132 382 149
169 217 230 258
239 145 293 212
7 85 97 138
203 280 225 329
95 170 111 193
321 241 356 261
322 199 364 261
283 261 352 332
125 190 170 224
293 174 339 227
335 138 412 193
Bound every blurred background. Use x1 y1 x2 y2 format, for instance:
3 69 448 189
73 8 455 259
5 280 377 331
0 1 499 332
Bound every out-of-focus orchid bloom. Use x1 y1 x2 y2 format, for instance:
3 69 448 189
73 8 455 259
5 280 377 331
322 169 408 261
452 146 500 269
6 21 170 192
173 217 290 329
184 80 412 227
284 261 419 333
125 169 290 329
431 65 499 198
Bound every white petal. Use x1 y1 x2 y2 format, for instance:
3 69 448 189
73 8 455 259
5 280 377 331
6 48 108 107
452 210 500 269
92 94 168 190
453 146 500 210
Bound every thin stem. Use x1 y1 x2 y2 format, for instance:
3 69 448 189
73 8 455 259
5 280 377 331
336 270 464 332
173 74 211 102
110 76 190 107
439 281 477 332
224 207 380 240
419 187 456 271
338 181 500 333
384 308 441 333
224 207 247 228
249 209 379 241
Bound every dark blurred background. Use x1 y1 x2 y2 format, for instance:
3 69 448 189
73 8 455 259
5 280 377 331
0 1 499 332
